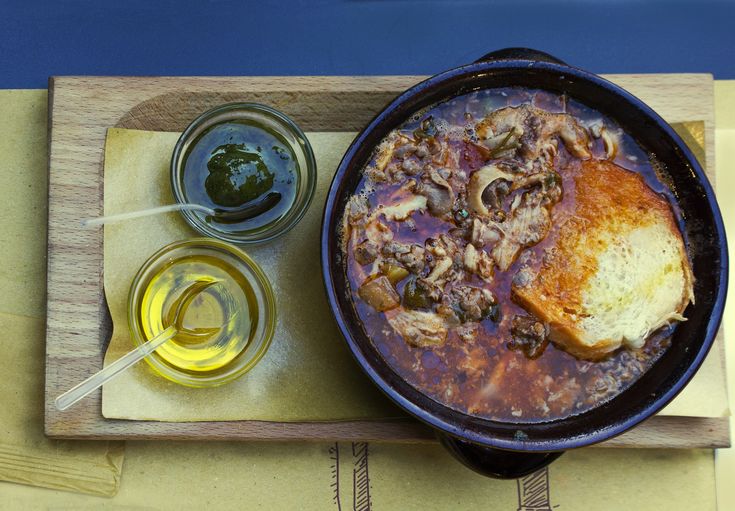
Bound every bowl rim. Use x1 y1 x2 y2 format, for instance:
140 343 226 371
170 101 318 244
320 57 729 451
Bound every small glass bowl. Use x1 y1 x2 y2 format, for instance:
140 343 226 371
127 238 276 387
170 102 317 244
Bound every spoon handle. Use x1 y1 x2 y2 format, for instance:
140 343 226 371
81 203 216 228
55 326 178 411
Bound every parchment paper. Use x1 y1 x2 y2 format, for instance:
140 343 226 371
102 122 728 421
102 129 401 421
0 90 124 497
659 120 729 417
714 80 735 511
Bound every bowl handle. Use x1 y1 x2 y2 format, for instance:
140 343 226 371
474 47 567 66
439 434 564 479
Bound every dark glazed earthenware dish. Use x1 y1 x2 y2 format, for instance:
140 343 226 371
320 48 728 478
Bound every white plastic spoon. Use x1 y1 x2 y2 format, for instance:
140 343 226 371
55 279 228 411
81 192 282 228
81 203 216 227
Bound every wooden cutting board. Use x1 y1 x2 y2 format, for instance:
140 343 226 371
44 74 729 447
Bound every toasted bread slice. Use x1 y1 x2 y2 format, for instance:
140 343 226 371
512 160 694 360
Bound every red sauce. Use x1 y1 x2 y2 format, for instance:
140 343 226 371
346 88 677 423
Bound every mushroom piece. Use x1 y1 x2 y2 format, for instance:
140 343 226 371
601 128 619 160
467 165 516 217
558 122 592 160
450 285 497 323
401 158 422 175
417 168 455 217
476 104 591 161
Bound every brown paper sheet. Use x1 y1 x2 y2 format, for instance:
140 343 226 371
102 124 728 421
0 442 717 511
0 90 124 497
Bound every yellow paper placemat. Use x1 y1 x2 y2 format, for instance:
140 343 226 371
0 442 717 510
102 125 728 421
0 90 124 497
0 84 727 511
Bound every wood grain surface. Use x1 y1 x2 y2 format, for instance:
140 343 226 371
45 75 728 447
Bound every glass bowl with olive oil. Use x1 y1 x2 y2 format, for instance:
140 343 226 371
128 238 276 387
171 103 317 244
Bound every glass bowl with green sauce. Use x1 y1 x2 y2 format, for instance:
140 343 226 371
171 103 317 243
128 238 276 387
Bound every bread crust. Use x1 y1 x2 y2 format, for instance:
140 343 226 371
512 160 693 360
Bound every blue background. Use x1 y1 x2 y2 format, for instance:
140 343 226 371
1 0 733 88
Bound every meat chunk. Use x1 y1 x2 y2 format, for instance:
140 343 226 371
358 276 400 312
379 194 427 221
385 308 448 347
509 315 549 359
364 218 393 246
491 194 552 271
340 195 370 254
425 256 453 284
364 133 431 184
382 241 426 273
463 244 494 282
354 240 379 265
345 195 369 225
470 218 501 247
438 285 497 324
422 235 463 295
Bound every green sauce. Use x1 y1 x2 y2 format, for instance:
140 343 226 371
205 143 275 207
182 120 298 235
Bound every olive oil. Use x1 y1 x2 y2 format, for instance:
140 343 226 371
138 254 258 373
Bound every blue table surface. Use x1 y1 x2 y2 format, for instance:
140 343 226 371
1 0 733 88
